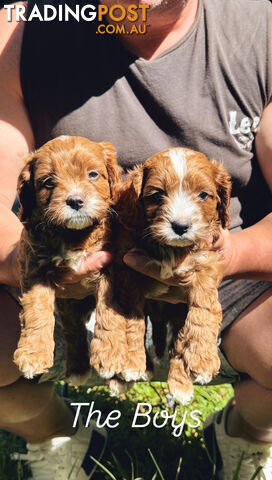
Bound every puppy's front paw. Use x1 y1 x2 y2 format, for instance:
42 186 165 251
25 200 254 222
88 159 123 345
121 350 147 382
167 357 194 405
121 368 148 382
168 377 194 406
14 347 54 379
193 372 213 385
90 347 125 379
90 329 129 379
185 348 220 385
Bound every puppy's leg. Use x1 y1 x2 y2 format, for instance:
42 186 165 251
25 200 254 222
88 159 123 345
181 270 222 385
56 296 94 384
145 300 168 360
90 274 128 379
123 307 147 382
14 284 55 379
108 337 155 397
168 357 194 405
112 268 146 382
166 304 194 405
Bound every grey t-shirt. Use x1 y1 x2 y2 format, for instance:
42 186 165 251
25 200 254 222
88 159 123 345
21 0 272 230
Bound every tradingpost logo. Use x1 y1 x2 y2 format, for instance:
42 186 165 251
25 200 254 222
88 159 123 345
4 3 150 35
97 4 150 35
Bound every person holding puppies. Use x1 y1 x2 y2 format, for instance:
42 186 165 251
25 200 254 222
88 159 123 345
0 0 272 479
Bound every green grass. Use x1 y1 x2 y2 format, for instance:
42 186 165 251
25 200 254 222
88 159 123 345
0 382 233 480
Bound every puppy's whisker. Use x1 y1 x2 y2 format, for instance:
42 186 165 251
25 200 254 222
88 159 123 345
141 232 153 241
141 226 153 241
108 207 117 218
34 219 49 231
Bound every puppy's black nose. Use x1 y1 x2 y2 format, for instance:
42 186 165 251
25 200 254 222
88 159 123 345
171 221 190 236
66 195 84 211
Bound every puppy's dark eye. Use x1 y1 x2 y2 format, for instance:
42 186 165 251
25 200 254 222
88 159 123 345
42 177 55 189
198 191 209 201
88 170 99 180
146 189 165 203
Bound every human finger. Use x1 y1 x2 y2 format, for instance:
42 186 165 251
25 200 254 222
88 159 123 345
146 286 187 304
62 251 112 284
123 252 179 286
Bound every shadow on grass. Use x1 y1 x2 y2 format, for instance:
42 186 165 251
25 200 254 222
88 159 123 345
0 383 233 480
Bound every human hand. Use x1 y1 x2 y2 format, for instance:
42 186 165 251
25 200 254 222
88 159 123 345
123 252 187 304
123 231 237 302
210 228 237 279
55 251 112 298
10 244 21 287
60 251 112 284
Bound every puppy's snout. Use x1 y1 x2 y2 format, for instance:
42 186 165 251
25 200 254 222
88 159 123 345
66 195 84 211
171 221 190 237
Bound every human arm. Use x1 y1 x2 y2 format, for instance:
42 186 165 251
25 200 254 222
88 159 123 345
122 213 272 304
217 98 272 281
123 214 272 294
211 99 272 282
210 215 272 281
0 7 111 287
0 10 31 286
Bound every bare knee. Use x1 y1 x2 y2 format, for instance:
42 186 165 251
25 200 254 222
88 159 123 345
0 287 21 386
0 379 56 425
222 288 272 390
249 370 272 391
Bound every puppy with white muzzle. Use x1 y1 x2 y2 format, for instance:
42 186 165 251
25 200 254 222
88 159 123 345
91 147 231 404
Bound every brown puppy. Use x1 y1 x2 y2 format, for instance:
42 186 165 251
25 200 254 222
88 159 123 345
91 147 231 404
14 136 121 381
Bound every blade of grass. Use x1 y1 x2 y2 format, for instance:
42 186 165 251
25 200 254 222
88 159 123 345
250 466 263 480
125 450 135 480
16 461 23 480
67 458 78 480
149 384 164 404
175 457 182 480
90 456 117 480
148 449 164 480
232 452 244 480
111 452 129 478
211 427 218 478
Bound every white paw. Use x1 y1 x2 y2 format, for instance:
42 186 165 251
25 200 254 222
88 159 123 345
122 369 147 382
21 365 46 379
194 372 213 385
14 349 52 379
99 368 117 379
170 388 194 406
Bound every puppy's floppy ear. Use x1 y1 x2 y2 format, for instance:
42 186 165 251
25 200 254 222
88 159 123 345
17 154 37 223
130 164 146 198
115 165 145 231
99 141 122 186
211 160 231 229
